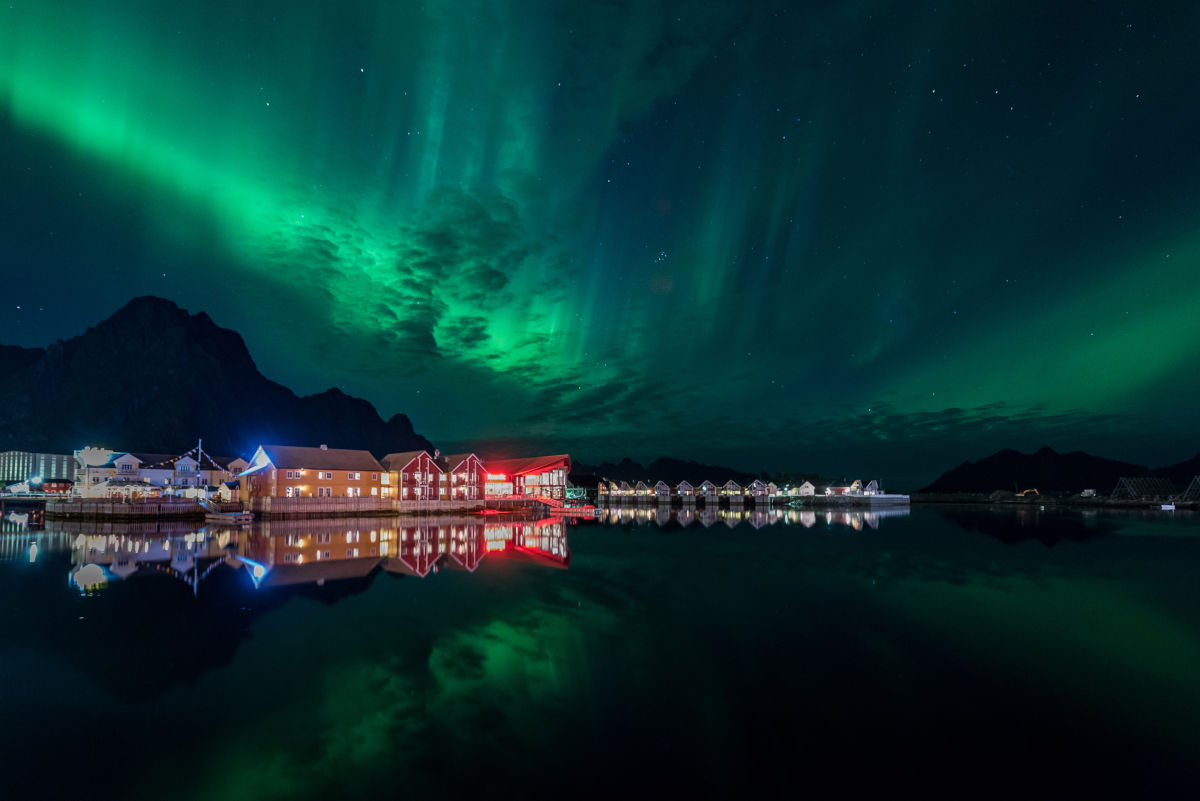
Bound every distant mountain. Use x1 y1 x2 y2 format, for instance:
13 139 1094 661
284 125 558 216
571 456 757 486
917 446 1150 494
1155 453 1200 488
0 296 434 458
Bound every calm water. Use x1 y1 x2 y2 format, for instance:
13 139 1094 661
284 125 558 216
1 505 1198 799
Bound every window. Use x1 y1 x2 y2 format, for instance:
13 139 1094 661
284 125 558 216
283 553 302 564
347 487 361 498
119 463 133 473
179 464 192 472
402 472 409 482
286 486 300 498
346 548 359 558
179 478 189 486
371 473 379 481
348 472 361 481
316 533 331 544
317 471 332 480
321 550 331 560
381 474 389 485
285 534 298 546
285 470 296 480
371 487 378 496
317 487 332 497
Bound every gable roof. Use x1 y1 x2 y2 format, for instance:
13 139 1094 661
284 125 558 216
483 454 571 477
381 450 438 472
257 445 383 472
438 453 481 472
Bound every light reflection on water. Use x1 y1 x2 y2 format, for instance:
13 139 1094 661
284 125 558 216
0 506 1198 800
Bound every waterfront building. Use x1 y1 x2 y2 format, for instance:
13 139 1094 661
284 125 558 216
382 451 443 500
767 482 779 497
617 480 633 498
74 450 155 498
438 453 486 501
676 480 695 497
863 480 880 495
484 455 572 500
1110 477 1177 501
139 446 236 496
1181 476 1200 501
654 480 671 500
635 480 652 497
241 444 384 499
793 481 815 496
0 450 77 485
698 480 718 502
747 479 769 499
721 479 743 497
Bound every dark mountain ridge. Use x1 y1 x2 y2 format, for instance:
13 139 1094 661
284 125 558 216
918 445 1199 494
0 296 433 458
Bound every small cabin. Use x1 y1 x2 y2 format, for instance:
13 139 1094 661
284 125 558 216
794 481 815 497
653 480 671 499
721 480 743 496
863 480 880 495
747 479 769 498
635 480 652 497
698 480 718 499
618 481 633 497
676 480 694 497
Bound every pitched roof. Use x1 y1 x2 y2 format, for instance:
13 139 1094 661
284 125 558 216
438 453 480 471
483 454 571 477
381 450 438 471
257 445 383 472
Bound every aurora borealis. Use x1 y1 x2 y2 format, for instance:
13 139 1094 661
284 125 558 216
2 1 1199 483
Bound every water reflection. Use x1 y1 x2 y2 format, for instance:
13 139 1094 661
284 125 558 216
594 504 909 530
50 515 571 596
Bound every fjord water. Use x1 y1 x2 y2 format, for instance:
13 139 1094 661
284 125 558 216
1 506 1198 799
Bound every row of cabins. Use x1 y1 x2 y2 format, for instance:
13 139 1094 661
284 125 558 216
599 479 820 501
239 445 571 502
32 444 571 504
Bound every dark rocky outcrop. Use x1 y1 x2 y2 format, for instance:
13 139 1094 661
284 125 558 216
0 296 433 458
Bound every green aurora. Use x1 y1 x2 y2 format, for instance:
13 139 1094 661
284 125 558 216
2 0 1198 480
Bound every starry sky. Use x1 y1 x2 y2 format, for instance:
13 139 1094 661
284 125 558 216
2 0 1198 486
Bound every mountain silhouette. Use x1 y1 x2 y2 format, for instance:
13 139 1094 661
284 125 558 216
0 296 433 458
917 445 1153 494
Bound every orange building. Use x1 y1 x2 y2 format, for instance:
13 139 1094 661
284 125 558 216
239 444 384 498
381 450 443 500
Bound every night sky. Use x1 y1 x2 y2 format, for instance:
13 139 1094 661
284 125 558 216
2 1 1198 486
